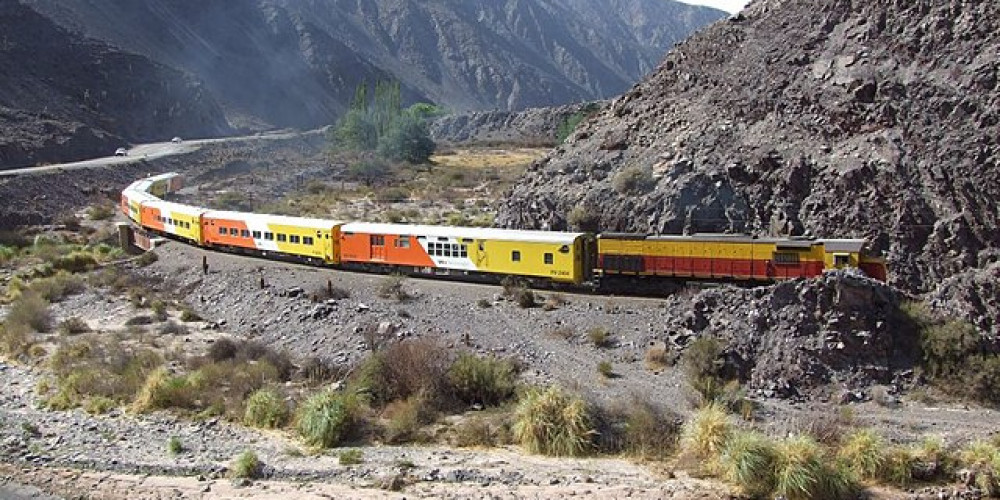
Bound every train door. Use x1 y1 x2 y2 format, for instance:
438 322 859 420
370 234 387 261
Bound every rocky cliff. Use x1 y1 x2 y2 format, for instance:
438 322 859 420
0 2 232 168
498 0 999 295
23 0 725 129
429 102 604 146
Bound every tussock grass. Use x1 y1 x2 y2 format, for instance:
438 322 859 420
166 436 184 456
295 389 363 449
339 449 364 465
513 386 594 457
377 274 412 301
774 435 855 500
593 397 679 459
6 292 52 333
720 430 778 497
58 317 91 335
229 450 262 479
46 338 163 411
960 441 1000 495
680 403 732 461
838 429 886 482
597 361 614 378
243 387 289 429
131 367 196 413
454 414 512 448
644 342 672 370
382 393 435 444
448 353 518 407
587 327 611 348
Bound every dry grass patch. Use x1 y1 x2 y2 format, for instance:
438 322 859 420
513 386 594 457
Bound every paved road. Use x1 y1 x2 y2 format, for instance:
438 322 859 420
0 130 307 177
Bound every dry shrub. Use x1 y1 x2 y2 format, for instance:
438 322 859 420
58 317 91 335
960 441 1000 496
550 326 574 340
455 414 512 448
513 386 594 457
203 338 294 381
136 251 158 267
355 338 450 408
0 322 34 359
382 393 436 444
773 435 856 500
25 271 86 302
52 252 98 273
795 407 853 446
377 274 412 301
588 327 611 348
298 356 346 386
6 292 52 333
158 321 188 336
644 342 673 370
594 396 679 459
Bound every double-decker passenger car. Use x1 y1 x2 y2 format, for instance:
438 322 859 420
201 211 342 264
339 223 591 284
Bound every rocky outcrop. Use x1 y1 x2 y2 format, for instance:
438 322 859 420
0 2 232 168
24 0 725 128
429 102 604 146
926 261 1000 337
497 0 1000 295
662 271 913 399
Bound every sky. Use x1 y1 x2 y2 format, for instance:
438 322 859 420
679 0 751 14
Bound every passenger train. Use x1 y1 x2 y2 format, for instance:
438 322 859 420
121 173 887 288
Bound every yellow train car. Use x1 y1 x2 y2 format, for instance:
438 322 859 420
201 210 341 264
339 223 590 284
142 200 206 244
598 234 885 282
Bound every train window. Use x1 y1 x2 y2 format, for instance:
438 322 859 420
219 227 227 235
290 235 301 244
277 234 287 242
512 250 521 262
773 252 800 264
438 237 448 242
303 236 314 245
241 230 250 238
559 245 570 254
544 253 554 265
834 254 850 268
444 246 452 257
459 244 468 258
371 235 385 246
264 232 273 240
229 228 238 236
396 236 410 248
252 231 262 239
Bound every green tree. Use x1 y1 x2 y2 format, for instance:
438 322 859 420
377 112 436 164
348 158 392 186
332 109 377 151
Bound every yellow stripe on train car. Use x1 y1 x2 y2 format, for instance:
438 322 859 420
474 238 582 284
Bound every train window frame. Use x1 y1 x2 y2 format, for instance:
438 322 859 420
459 244 468 258
229 228 238 236
396 236 410 249
444 245 452 257
277 234 287 242
544 253 554 265
264 232 273 241
303 236 314 245
290 235 301 244
833 253 850 268
252 231 262 239
241 229 250 238
512 250 521 262
773 252 800 264
370 235 385 246
219 227 227 235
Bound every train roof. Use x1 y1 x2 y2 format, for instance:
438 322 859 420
341 222 586 244
143 199 207 215
202 210 343 230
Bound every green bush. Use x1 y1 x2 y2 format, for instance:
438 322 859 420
353 338 450 408
244 387 289 429
594 398 679 459
27 271 86 302
229 450 261 479
588 327 611 348
448 354 518 407
339 449 364 465
167 436 184 455
52 252 98 273
513 386 594 457
86 204 115 221
597 361 614 378
0 245 18 265
377 113 436 164
131 368 197 413
383 393 434 444
295 390 362 448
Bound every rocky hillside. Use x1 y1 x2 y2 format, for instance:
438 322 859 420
23 0 726 129
0 2 232 168
429 102 604 146
498 0 999 295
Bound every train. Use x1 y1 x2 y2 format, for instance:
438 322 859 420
121 173 887 289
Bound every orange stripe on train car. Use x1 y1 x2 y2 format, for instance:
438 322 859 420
202 218 255 249
340 233 436 267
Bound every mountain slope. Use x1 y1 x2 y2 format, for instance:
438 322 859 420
23 0 726 129
497 0 999 294
0 2 232 168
